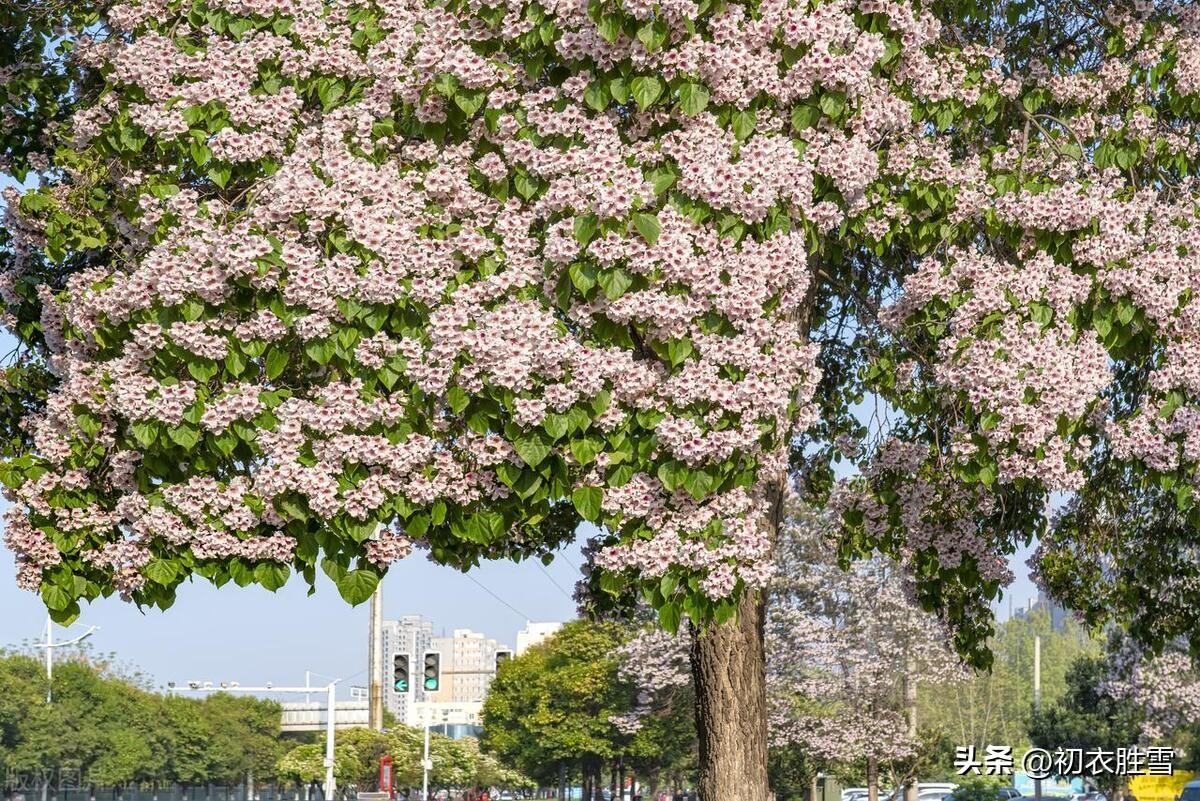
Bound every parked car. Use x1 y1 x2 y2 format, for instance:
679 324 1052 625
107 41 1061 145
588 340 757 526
996 788 1021 801
1178 780 1200 801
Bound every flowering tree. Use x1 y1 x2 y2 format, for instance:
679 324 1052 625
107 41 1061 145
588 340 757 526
767 505 964 797
9 0 1200 795
614 505 962 795
1101 637 1200 742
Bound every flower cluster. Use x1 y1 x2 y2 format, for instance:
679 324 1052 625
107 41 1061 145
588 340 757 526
1 0 951 619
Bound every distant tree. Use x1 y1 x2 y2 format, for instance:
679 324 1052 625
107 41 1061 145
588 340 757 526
1027 655 1142 801
481 621 634 794
454 738 537 792
198 693 285 786
162 697 217 787
919 606 1100 756
276 743 360 788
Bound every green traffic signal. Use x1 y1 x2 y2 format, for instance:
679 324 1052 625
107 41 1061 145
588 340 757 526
392 654 410 694
422 652 441 692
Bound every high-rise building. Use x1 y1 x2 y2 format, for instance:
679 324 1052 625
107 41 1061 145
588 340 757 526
515 621 563 655
430 628 506 703
381 614 434 724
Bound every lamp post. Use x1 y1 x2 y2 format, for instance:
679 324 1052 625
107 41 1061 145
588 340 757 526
34 614 98 703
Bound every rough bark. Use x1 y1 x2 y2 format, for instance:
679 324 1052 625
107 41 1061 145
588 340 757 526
690 590 771 801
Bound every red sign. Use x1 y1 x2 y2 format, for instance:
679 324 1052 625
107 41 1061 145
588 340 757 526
379 755 394 799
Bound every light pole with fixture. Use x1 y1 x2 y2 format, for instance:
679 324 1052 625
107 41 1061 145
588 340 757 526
33 614 98 703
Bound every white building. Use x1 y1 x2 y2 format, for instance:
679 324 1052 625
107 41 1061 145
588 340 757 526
431 628 506 704
515 621 563 655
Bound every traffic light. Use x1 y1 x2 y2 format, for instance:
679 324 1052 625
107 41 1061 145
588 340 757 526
392 654 410 693
495 650 512 669
422 651 441 692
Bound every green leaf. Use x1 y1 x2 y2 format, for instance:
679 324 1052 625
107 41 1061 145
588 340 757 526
131 421 159 448
514 433 552 467
454 87 487 116
144 558 180 586
573 214 599 244
169 424 201 450
336 569 380 605
571 486 603 521
819 91 846 118
321 557 348 584
41 583 71 611
632 212 661 244
188 360 219 382
657 601 681 632
596 13 622 43
791 104 820 131
207 163 233 189
543 413 570 439
514 171 541 200
447 386 470 414
609 77 629 104
255 562 290 591
677 82 710 115
265 348 289 380
570 437 600 465
636 19 668 51
569 262 597 294
630 76 664 111
681 466 713 501
656 461 682 492
732 109 756 140
584 81 611 112
189 139 212 167
598 268 634 301
667 337 693 367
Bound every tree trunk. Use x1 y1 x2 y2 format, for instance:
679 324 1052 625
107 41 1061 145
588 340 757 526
867 757 879 801
810 774 820 801
691 591 771 801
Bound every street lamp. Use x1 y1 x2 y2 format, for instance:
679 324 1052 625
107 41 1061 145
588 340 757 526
33 614 98 703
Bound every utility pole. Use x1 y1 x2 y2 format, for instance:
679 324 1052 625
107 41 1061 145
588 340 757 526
1034 636 1042 801
34 614 97 703
368 582 384 731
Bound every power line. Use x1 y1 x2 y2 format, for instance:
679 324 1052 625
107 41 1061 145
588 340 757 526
556 552 582 574
537 562 575 601
463 573 532 622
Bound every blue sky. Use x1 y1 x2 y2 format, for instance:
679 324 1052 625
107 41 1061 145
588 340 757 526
0 174 1038 697
0 514 588 697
